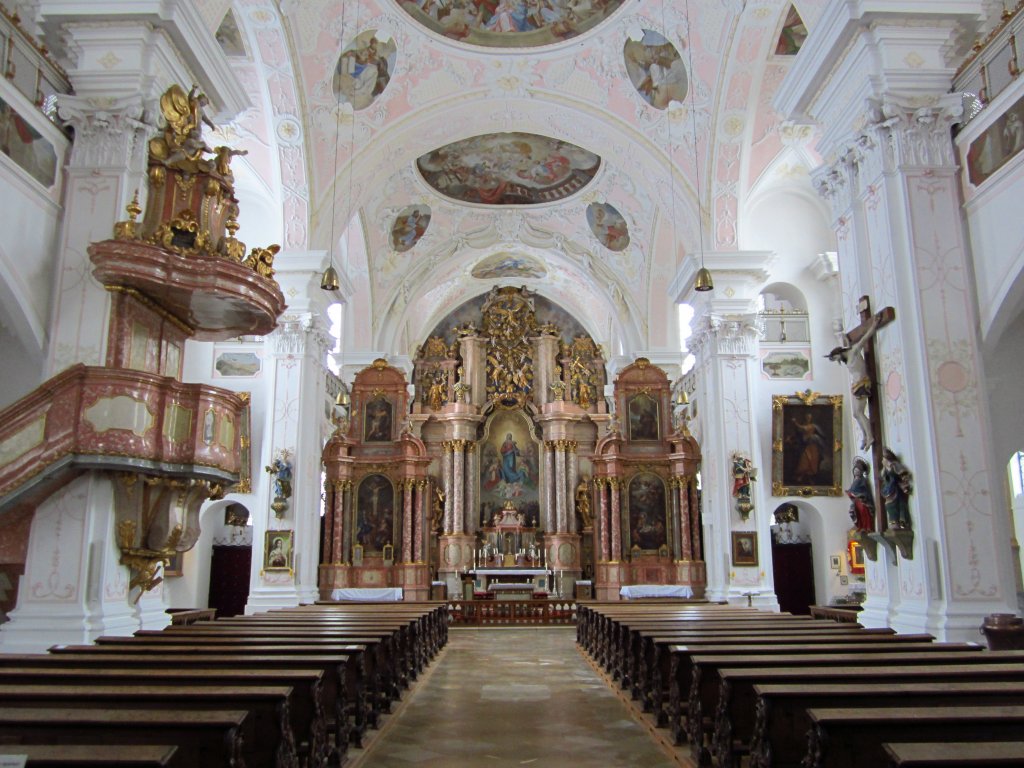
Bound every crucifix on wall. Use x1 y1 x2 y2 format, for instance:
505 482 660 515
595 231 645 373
827 296 908 559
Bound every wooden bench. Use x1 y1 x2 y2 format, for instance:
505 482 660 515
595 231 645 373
0 744 184 767
0 684 294 768
883 741 1024 767
0 666 331 768
804 706 1024 768
748 682 1024 768
0 708 250 768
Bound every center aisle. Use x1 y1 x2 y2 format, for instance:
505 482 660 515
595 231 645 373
355 626 676 768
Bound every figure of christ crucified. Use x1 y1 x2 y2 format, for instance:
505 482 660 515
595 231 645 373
826 297 896 452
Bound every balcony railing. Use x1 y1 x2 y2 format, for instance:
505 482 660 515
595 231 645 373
0 4 71 120
956 3 1024 126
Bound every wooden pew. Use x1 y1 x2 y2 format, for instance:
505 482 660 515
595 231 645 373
803 706 1024 768
41 647 366 747
0 708 251 768
661 641 974 743
713 666 1024 768
882 741 1024 767
0 684 294 768
749 681 1024 768
0 745 184 767
0 666 332 768
698 651 1024 767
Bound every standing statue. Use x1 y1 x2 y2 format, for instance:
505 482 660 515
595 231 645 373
846 457 875 532
881 448 913 530
149 84 217 172
575 478 593 528
731 453 756 520
569 355 592 407
826 316 879 450
427 371 446 410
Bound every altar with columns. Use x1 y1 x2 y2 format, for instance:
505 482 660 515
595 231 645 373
317 286 706 603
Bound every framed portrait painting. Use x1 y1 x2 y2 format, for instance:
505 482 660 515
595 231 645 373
848 538 865 575
264 530 293 572
627 393 660 441
732 531 758 567
771 390 843 497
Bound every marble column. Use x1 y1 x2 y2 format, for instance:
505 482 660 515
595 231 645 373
544 442 556 532
776 3 1017 638
402 481 414 563
555 443 567 533
678 479 692 561
442 442 454 535
567 442 578 534
610 479 622 562
464 442 478 534
414 480 426 563
452 440 465 535
598 479 610 561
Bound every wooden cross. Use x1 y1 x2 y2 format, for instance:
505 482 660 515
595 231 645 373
841 296 896 533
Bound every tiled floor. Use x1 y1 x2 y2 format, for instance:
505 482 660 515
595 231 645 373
355 627 677 768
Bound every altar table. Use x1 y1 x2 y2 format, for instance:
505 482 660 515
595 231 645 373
488 583 536 601
619 585 694 600
330 587 404 602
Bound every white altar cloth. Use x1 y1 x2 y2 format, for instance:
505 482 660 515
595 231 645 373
619 585 694 600
330 587 404 602
471 568 549 576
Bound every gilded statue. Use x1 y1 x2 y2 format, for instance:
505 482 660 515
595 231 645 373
244 244 280 278
427 372 446 410
569 354 593 408
575 478 593 528
149 84 217 173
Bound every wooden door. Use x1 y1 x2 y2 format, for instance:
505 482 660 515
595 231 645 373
770 540 815 615
207 544 252 618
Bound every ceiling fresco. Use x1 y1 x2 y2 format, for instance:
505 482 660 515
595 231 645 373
396 0 629 48
390 205 432 252
471 252 548 279
623 30 687 110
416 132 601 206
333 29 397 110
586 202 630 252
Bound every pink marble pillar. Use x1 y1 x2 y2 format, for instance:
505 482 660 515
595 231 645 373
414 479 426 563
689 482 701 561
442 441 454 534
544 442 555 531
402 480 414 563
678 478 692 561
598 478 610 561
322 483 334 566
331 481 348 563
453 440 465 535
610 478 622 561
555 443 567 533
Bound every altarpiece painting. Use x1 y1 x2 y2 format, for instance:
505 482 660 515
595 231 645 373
626 472 667 552
356 474 396 553
479 409 540 528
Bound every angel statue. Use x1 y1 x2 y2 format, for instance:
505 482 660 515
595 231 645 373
149 84 217 172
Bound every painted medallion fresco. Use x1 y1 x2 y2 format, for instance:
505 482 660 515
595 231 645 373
471 252 547 279
333 30 397 110
774 5 808 56
586 202 630 251
391 205 431 252
623 30 687 110
416 132 600 205
397 0 627 48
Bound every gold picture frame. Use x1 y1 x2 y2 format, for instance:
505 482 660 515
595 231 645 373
732 531 758 567
264 530 293 572
771 390 843 497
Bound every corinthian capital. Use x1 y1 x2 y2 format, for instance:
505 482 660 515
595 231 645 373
57 94 154 170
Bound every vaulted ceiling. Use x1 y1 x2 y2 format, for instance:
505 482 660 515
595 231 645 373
205 0 827 358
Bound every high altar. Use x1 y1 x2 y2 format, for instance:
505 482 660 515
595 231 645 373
318 286 705 601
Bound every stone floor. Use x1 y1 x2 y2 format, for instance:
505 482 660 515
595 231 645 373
353 627 678 768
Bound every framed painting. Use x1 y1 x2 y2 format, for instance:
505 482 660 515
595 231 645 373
627 393 660 441
363 397 393 442
848 538 865 575
771 391 843 497
164 550 183 577
732 531 758 567
625 472 668 553
264 530 293 572
355 474 395 553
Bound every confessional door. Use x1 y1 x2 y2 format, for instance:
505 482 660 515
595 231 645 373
770 540 815 615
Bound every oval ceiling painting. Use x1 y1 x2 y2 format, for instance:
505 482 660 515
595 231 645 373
391 205 431 252
333 30 397 110
623 30 687 110
398 0 627 48
586 202 630 251
417 132 600 206
472 252 547 279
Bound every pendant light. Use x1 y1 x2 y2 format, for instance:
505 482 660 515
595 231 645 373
321 0 353 292
682 0 713 292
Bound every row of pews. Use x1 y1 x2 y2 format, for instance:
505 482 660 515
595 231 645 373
0 602 448 767
577 602 1024 768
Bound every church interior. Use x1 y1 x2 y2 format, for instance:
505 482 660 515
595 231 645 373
1 0 1024 764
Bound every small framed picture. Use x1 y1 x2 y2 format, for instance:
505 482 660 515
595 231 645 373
848 538 865 575
264 530 293 571
164 550 183 577
839 575 849 585
829 554 842 571
352 544 364 567
731 531 758 567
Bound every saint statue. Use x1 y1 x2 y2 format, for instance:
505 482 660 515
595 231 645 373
575 478 593 528
881 448 913 530
846 457 875 532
